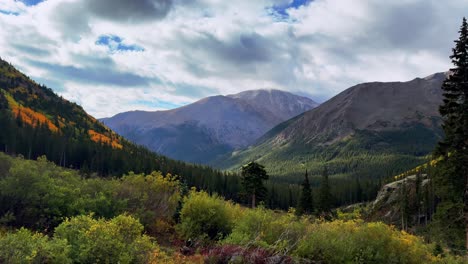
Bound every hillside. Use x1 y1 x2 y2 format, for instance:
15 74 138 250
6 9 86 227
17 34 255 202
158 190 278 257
101 89 318 164
0 58 231 190
1 153 463 264
218 73 446 183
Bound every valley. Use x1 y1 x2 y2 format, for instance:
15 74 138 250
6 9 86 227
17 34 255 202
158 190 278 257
0 1 467 262
218 73 445 184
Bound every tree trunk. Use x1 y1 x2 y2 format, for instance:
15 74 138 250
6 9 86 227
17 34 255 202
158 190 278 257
252 193 256 208
465 177 468 253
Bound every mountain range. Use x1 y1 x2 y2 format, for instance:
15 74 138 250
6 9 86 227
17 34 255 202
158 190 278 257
101 89 318 164
217 73 446 182
1 53 447 190
0 56 449 212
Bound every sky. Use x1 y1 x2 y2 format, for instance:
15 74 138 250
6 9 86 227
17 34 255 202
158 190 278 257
0 0 466 118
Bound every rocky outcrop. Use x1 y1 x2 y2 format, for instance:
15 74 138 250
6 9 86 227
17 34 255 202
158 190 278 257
368 174 430 227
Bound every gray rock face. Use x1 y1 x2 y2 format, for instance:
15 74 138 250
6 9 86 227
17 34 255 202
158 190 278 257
369 174 430 226
265 73 445 145
101 89 318 164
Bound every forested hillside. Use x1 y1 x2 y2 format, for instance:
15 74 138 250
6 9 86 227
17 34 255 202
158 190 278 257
0 58 241 198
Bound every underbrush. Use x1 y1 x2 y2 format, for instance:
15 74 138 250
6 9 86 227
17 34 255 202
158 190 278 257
178 192 466 264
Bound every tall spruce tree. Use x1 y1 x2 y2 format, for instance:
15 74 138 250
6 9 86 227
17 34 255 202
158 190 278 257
400 179 410 231
297 170 314 215
317 166 332 215
241 161 269 208
434 17 468 251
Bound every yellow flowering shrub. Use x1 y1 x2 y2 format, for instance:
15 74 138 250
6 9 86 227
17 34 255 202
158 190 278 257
54 214 156 264
223 206 307 253
294 220 438 263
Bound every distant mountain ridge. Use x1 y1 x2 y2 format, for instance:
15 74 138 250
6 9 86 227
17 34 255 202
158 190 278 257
268 72 445 145
218 73 446 183
101 89 318 164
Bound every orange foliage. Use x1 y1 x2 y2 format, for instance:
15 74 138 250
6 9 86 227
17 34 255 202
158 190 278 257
88 129 123 149
12 106 59 133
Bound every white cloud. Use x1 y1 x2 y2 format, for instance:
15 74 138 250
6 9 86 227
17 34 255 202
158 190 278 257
0 0 465 117
0 0 27 14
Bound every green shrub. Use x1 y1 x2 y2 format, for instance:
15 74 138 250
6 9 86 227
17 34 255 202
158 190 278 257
294 220 437 264
0 228 71 264
54 214 156 264
178 189 242 241
223 207 306 253
0 156 83 229
221 203 459 263
77 178 125 219
115 171 181 232
0 154 180 233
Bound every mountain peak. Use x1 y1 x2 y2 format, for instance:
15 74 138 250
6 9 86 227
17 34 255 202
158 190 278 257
218 72 446 180
102 89 318 164
228 89 316 103
227 89 319 121
422 72 450 81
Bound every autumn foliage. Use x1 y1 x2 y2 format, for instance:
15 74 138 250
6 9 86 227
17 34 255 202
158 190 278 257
12 106 59 132
2 90 58 132
88 129 123 149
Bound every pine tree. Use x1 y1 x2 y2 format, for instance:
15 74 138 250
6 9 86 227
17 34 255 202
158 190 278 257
433 17 468 251
317 166 332 216
241 161 269 208
355 177 363 203
400 179 410 231
297 170 314 215
288 185 293 208
415 171 422 225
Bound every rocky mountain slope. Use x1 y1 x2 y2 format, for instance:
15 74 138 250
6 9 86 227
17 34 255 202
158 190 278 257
101 89 318 164
218 73 446 182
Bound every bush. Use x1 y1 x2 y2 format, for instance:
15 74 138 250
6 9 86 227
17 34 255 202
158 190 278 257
0 154 181 233
0 228 71 264
77 178 125 219
178 189 242 241
294 220 437 263
223 207 306 253
54 214 156 264
0 156 83 229
221 204 460 263
115 171 181 232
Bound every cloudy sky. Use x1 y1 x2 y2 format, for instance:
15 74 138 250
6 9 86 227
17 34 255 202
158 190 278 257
0 0 466 118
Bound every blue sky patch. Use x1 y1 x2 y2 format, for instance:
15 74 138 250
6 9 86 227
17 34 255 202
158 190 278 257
0 10 20 16
19 0 45 6
95 35 145 53
271 0 311 19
